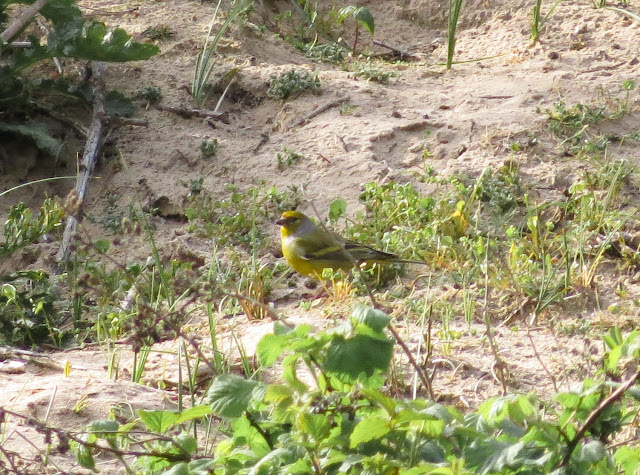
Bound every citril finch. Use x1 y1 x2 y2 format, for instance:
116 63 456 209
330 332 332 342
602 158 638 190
276 210 426 277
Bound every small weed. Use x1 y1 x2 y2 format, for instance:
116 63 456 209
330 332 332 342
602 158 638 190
340 103 357 115
200 138 218 159
545 101 606 137
142 24 175 41
184 182 302 246
582 159 634 192
477 164 525 213
302 41 346 63
267 70 321 100
0 199 65 257
351 62 395 84
134 85 162 105
0 270 66 347
276 146 303 170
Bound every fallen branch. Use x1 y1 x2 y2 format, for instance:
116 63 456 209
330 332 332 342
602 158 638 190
373 39 416 60
286 96 349 130
0 0 51 44
56 62 107 265
156 105 229 122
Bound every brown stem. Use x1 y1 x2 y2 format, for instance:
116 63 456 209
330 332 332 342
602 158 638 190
0 0 51 44
560 369 640 467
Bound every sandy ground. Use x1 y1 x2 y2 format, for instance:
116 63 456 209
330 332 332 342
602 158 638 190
1 0 640 472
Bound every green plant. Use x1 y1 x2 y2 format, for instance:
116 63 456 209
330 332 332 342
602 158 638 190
351 62 395 84
184 182 302 246
301 41 346 63
336 5 375 52
476 164 525 213
192 0 252 105
0 270 66 347
142 24 175 41
446 0 464 69
200 138 219 159
54 318 640 474
531 0 562 44
0 199 65 257
134 85 162 105
267 69 321 100
276 146 303 170
0 0 158 155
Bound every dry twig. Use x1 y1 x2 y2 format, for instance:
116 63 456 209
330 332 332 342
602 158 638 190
56 62 108 264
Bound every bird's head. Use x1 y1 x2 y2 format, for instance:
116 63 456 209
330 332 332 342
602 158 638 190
276 210 316 237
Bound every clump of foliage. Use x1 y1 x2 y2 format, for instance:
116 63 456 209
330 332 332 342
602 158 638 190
30 304 640 474
200 138 219 159
0 270 65 347
267 70 321 100
300 41 346 63
351 61 395 83
0 0 158 156
276 146 303 170
0 199 65 257
142 24 175 41
184 180 302 246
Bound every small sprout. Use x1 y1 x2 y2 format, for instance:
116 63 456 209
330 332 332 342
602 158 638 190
135 85 162 105
340 103 357 115
276 147 303 170
200 138 218 159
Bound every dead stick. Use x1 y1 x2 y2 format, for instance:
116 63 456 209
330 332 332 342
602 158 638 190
56 62 107 264
0 0 51 43
373 39 415 59
156 105 228 122
287 96 349 130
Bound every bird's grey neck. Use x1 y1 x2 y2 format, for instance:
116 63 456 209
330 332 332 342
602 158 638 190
293 219 316 237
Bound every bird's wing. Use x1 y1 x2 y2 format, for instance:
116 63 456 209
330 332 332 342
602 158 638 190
342 239 399 262
298 231 349 261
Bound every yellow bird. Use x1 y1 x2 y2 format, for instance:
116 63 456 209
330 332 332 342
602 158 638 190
276 210 425 277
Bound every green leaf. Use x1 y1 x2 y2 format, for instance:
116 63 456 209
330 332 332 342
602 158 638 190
353 7 375 35
615 446 640 473
40 0 83 26
257 324 312 366
329 198 347 221
579 440 606 463
50 22 159 62
324 334 393 379
0 121 63 157
174 405 212 424
105 90 136 117
352 304 389 332
299 413 331 442
160 463 189 475
257 333 291 367
88 419 119 440
70 434 96 469
336 6 375 35
204 374 259 418
93 239 111 253
173 433 198 454
138 410 180 433
349 416 389 448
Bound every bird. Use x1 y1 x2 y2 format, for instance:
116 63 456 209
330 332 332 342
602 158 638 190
276 210 426 277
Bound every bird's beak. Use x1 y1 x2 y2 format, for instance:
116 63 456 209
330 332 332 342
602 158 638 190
275 218 285 226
